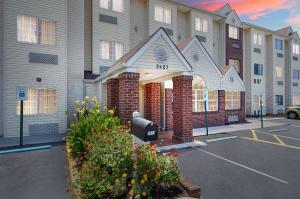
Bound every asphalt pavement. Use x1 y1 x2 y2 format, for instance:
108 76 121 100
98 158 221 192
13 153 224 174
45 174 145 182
178 118 300 199
0 144 70 199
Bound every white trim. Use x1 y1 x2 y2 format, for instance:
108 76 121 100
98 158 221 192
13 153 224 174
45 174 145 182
126 28 192 72
221 66 245 91
181 37 223 77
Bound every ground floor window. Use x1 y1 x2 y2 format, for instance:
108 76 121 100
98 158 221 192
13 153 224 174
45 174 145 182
293 96 300 105
275 95 283 106
225 92 241 110
16 88 56 115
192 76 218 112
253 95 260 108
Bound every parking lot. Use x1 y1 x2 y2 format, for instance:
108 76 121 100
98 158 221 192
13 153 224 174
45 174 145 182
178 118 300 199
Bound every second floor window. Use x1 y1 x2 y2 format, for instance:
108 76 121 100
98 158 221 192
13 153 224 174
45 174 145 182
293 69 300 80
154 5 171 24
229 25 239 40
195 17 208 33
275 39 283 50
254 63 263 75
100 0 124 12
253 33 262 45
275 67 282 78
229 59 240 73
17 15 56 45
100 41 124 60
275 95 283 106
293 44 299 54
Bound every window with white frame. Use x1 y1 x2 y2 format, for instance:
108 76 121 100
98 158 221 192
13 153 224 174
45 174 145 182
229 59 240 73
16 88 56 115
275 39 283 50
17 15 56 45
115 42 124 60
275 95 283 106
229 25 239 40
253 95 261 108
99 0 124 12
293 44 300 54
100 41 110 59
293 69 300 80
293 96 300 105
253 33 262 45
192 76 218 112
195 17 208 33
275 66 282 78
154 5 171 24
225 92 241 110
254 63 263 75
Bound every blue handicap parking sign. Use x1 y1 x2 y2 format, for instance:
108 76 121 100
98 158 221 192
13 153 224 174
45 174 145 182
17 87 28 101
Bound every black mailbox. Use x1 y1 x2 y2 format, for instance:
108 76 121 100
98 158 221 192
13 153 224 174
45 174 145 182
131 117 158 142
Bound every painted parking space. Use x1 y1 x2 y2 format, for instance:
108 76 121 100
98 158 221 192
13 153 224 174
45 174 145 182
179 120 300 199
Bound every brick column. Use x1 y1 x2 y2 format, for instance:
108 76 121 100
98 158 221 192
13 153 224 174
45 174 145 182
118 72 140 123
107 78 119 115
218 90 226 124
172 75 193 142
145 83 161 126
240 91 246 122
165 89 173 130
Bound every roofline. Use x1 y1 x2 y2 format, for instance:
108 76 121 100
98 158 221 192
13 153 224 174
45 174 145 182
168 0 225 19
243 22 291 38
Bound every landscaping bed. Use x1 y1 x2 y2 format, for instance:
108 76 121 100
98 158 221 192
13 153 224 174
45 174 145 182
66 97 200 199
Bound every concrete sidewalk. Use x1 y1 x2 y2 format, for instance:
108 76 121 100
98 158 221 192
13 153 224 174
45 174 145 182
193 117 286 136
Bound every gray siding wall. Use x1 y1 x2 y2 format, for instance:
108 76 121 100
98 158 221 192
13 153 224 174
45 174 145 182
177 11 189 43
4 0 68 137
67 0 85 124
0 0 4 136
84 0 92 71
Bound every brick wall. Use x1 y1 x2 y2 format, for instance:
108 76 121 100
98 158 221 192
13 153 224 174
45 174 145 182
192 90 226 128
165 89 173 130
172 75 193 142
107 78 119 115
226 24 243 80
118 72 140 123
145 83 161 126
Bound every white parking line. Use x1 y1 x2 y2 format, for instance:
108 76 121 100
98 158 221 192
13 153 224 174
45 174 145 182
191 146 289 185
290 124 300 128
206 136 238 143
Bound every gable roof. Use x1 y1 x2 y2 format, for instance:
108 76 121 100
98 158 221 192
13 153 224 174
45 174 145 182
221 65 245 91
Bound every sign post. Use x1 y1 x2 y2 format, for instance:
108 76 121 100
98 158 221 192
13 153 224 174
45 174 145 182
204 92 209 136
260 95 264 129
17 87 27 146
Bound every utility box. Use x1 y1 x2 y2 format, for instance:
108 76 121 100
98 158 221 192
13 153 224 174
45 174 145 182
131 117 158 142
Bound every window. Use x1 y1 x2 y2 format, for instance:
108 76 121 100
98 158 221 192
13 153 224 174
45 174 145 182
275 39 283 50
275 95 283 106
229 59 240 73
17 15 56 45
229 25 239 40
275 67 282 78
16 88 56 115
225 92 241 110
99 0 124 12
192 76 218 112
293 44 300 54
254 78 262 84
293 70 300 80
293 96 300 105
154 5 171 24
254 63 263 75
100 41 110 59
253 33 262 45
195 17 208 33
253 95 261 108
115 43 124 60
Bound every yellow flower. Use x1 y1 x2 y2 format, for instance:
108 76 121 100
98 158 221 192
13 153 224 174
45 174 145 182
115 179 120 184
109 186 113 190
122 173 127 178
141 179 145 184
108 109 114 115
128 189 134 196
143 174 148 180
131 179 136 185
142 192 147 197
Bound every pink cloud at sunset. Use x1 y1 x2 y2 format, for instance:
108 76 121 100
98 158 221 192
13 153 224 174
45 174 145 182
286 13 300 26
191 0 299 20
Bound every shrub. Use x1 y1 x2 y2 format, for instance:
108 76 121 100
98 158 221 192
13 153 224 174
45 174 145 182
67 97 181 198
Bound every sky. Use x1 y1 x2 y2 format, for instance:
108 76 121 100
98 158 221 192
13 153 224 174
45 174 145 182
181 0 300 33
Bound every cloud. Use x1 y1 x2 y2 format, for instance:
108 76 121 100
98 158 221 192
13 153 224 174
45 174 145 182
286 13 300 26
190 0 299 20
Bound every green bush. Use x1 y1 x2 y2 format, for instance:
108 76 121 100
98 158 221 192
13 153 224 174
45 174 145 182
67 97 180 199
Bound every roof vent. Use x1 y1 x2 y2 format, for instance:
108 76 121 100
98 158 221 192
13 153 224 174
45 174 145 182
154 46 168 63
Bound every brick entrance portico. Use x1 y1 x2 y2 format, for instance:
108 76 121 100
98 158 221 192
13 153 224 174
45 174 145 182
107 78 119 115
118 72 140 123
172 75 194 142
145 83 161 126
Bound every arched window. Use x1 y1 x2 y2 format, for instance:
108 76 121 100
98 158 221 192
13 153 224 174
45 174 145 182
192 76 218 112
